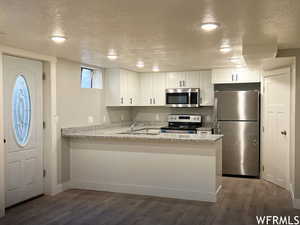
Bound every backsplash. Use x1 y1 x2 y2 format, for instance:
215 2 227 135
131 106 214 126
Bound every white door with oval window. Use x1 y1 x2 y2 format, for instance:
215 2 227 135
3 55 43 207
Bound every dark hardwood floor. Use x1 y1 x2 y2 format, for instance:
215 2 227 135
0 177 299 225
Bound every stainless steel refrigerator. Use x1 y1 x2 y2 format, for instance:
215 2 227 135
215 90 260 177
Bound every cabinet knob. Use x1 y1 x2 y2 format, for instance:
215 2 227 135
4 139 6 143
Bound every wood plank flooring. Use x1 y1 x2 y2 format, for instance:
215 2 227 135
0 177 299 225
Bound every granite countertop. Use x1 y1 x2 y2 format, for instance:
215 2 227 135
62 123 223 143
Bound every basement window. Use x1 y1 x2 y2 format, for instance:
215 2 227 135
80 67 103 89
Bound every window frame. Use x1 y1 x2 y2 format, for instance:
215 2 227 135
80 67 94 89
80 66 103 89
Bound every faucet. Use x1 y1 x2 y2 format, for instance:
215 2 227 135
130 121 138 132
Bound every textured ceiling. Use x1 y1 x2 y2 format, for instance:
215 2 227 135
0 0 299 71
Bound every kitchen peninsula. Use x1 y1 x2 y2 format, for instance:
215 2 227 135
62 125 223 202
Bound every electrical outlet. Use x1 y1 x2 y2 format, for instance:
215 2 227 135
88 116 94 124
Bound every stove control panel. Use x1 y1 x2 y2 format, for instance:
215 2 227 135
167 114 202 123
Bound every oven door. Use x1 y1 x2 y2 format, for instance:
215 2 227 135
166 89 200 107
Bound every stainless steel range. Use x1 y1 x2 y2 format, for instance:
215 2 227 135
160 114 202 134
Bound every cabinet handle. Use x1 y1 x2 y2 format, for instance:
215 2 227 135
232 74 234 81
130 98 133 104
183 80 185 87
236 74 238 81
121 97 123 104
153 98 155 104
179 81 182 87
150 98 152 104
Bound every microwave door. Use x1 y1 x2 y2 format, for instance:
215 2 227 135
166 93 189 105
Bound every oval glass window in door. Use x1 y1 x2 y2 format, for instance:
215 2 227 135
12 75 31 146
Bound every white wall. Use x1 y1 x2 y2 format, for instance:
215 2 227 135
56 59 131 183
0 53 5 216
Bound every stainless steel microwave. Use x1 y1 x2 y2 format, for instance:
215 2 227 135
165 88 200 107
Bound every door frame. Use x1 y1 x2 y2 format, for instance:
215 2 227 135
261 67 292 189
0 45 58 216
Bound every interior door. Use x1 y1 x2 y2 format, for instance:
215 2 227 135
263 69 290 189
3 55 43 207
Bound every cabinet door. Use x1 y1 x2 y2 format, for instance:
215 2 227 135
185 71 200 88
166 72 185 88
212 69 234 84
139 73 153 106
200 70 214 106
127 71 139 105
119 70 128 105
235 69 260 83
105 69 122 106
152 72 166 106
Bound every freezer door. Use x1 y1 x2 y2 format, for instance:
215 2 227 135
216 91 259 121
220 121 259 176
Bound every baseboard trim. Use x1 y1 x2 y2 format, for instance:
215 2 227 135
289 183 300 209
294 198 300 209
69 180 218 202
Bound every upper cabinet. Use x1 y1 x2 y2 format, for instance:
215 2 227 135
200 70 214 106
139 73 166 106
105 69 139 106
212 68 261 84
166 71 200 88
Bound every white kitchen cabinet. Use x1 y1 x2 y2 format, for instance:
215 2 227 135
126 70 139 105
105 69 139 106
212 68 261 84
166 71 201 88
235 69 261 83
200 70 214 106
212 68 234 84
139 73 153 106
139 72 166 106
166 72 185 88
152 73 166 105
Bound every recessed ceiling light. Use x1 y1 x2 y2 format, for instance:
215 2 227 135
107 49 118 60
229 57 240 63
107 54 118 60
220 46 232 53
136 61 144 68
51 35 67 43
201 23 219 31
152 66 160 72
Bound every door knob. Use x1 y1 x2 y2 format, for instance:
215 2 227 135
281 130 287 136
